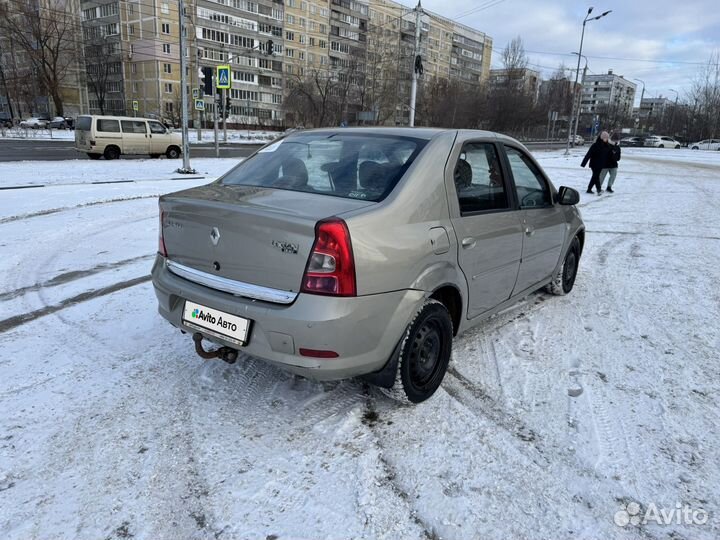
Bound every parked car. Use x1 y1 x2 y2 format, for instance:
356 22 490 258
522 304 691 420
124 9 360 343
690 139 720 151
644 135 681 149
0 114 13 128
619 136 645 147
151 128 585 403
568 134 584 145
74 115 182 159
19 117 48 129
47 116 70 129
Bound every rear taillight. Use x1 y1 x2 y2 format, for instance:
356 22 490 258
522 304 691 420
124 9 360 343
158 208 168 257
300 218 356 297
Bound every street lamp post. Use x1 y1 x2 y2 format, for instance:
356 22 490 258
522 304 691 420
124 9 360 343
633 78 645 133
571 52 588 148
565 7 612 156
668 88 679 136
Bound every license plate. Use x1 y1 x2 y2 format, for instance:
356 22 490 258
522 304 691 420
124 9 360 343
182 300 251 346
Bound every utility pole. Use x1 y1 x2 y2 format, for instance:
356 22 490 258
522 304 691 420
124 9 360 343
408 0 422 127
565 7 611 156
573 62 587 144
214 87 219 157
177 0 194 173
634 78 645 133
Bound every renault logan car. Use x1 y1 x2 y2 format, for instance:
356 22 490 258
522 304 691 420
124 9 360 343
152 128 585 403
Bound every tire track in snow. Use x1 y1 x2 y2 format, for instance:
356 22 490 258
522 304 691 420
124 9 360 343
0 275 150 333
361 393 441 540
0 194 159 224
0 254 154 301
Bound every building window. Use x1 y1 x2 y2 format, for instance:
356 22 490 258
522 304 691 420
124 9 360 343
128 24 135 35
286 48 294 58
165 102 174 113
163 43 171 54
131 63 137 73
163 63 172 73
161 2 169 14
161 22 170 34
286 31 294 41
164 83 173 93
299 34 305 44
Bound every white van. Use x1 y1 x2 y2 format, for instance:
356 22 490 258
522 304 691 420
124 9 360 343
75 115 182 160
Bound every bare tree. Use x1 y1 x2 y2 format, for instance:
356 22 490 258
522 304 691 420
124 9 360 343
0 0 80 116
687 51 720 139
502 35 529 77
85 38 121 115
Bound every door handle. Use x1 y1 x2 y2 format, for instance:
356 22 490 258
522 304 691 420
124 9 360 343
461 237 476 249
525 227 535 236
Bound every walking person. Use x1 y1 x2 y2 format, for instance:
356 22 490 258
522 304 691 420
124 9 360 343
599 140 621 193
581 131 612 195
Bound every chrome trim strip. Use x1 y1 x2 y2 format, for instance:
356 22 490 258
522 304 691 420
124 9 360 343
166 259 297 304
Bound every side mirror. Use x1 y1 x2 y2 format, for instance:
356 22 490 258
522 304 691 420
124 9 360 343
558 186 580 205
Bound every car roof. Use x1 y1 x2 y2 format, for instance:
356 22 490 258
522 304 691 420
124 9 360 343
288 127 517 143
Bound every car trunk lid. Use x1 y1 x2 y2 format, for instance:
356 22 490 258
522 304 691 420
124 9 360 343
160 183 374 297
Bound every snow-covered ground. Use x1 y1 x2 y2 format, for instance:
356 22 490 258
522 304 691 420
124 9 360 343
0 127 279 145
1 148 719 540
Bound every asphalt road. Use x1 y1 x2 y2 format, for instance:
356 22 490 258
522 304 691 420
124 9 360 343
0 139 262 162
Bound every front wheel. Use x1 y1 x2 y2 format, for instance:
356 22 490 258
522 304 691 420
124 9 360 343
546 237 581 296
658 144 664 148
381 299 453 404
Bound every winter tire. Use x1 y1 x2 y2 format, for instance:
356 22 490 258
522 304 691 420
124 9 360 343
166 146 181 159
380 299 453 404
104 146 120 160
545 237 581 296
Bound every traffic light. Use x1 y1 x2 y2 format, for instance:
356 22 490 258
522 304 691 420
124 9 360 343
200 66 213 96
266 40 274 55
225 95 231 118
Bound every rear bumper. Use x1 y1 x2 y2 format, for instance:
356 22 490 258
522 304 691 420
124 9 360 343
151 255 425 380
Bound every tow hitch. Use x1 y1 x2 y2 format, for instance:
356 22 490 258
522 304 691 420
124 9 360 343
192 332 239 364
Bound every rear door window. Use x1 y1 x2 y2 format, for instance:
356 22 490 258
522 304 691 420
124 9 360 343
452 143 509 214
97 119 120 133
76 116 92 131
121 120 147 134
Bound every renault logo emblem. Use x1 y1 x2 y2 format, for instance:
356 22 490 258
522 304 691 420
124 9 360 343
210 227 220 246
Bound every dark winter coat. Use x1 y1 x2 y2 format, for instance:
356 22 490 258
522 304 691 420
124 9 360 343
581 137 612 171
605 144 621 169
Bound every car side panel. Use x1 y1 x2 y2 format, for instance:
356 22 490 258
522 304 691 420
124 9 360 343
344 132 463 300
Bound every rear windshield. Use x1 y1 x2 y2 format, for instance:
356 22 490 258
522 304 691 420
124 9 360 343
220 133 427 201
76 116 92 131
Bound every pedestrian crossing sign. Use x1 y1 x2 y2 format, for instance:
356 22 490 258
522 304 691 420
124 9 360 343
216 65 231 89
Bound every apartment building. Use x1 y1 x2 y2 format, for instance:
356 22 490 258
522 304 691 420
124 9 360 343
0 0 88 118
580 69 636 119
638 96 673 122
488 67 541 100
283 0 331 78
194 0 286 126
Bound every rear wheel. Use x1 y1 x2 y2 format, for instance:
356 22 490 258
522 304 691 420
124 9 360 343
103 146 120 160
86 153 101 160
658 144 665 148
675 144 681 149
546 237 581 296
166 146 180 159
381 299 453 404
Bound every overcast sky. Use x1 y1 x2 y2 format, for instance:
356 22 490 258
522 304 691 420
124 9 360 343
405 0 720 104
